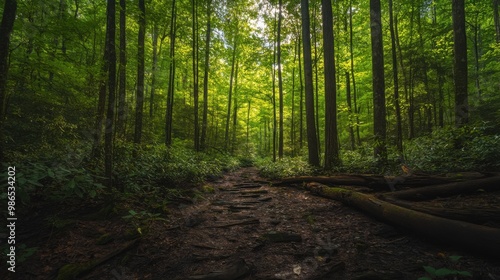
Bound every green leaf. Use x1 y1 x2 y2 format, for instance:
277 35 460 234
457 270 472 277
434 268 455 277
423 266 436 275
449 255 462 263
128 210 137 216
48 169 55 178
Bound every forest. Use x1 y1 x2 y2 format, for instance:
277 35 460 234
1 0 500 279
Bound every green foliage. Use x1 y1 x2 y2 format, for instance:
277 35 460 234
405 126 500 173
418 255 472 279
256 157 313 179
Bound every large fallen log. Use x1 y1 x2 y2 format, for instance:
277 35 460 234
276 173 491 191
303 183 500 256
382 175 500 201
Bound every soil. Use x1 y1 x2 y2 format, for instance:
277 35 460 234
4 167 500 280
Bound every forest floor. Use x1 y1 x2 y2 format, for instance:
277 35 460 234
8 167 500 280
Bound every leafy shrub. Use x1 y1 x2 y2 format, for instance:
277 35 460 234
405 126 500 173
256 157 313 179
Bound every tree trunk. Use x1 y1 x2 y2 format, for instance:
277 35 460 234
165 0 176 146
277 0 284 159
134 0 145 145
301 0 320 167
452 0 469 127
104 0 117 187
389 0 403 153
225 34 238 150
150 23 158 119
312 2 321 157
345 72 355 150
0 0 17 162
303 183 500 257
349 0 361 147
116 0 126 137
192 0 200 151
201 0 211 150
370 0 387 164
272 12 277 162
231 61 239 153
322 0 340 170
298 33 304 152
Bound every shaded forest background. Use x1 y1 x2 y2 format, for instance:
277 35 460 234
1 0 500 199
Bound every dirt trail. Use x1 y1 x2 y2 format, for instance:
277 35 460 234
15 167 500 280
112 167 499 279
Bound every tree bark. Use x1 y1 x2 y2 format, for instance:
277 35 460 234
301 0 320 167
192 0 200 151
104 0 117 187
349 0 361 147
134 0 145 145
494 0 500 43
225 32 238 150
201 0 211 150
322 0 340 169
389 0 403 153
452 0 469 127
303 184 500 256
0 0 17 162
116 0 126 137
277 0 284 159
165 0 177 146
370 0 387 164
150 23 158 119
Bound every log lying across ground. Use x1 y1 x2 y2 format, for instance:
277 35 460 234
303 183 500 256
276 172 492 191
381 175 500 201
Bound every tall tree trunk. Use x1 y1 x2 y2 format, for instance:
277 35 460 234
272 12 277 162
301 0 320 167
116 0 126 137
201 0 211 150
104 0 117 187
298 33 304 152
291 39 297 157
246 100 251 150
225 34 238 150
322 0 340 170
165 0 176 146
277 0 284 159
150 23 158 119
349 0 360 146
452 0 469 127
231 61 239 153
192 0 200 151
370 0 387 164
389 0 403 153
345 72 355 150
312 2 321 157
0 0 17 163
134 0 145 145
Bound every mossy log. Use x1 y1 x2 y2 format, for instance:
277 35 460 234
277 173 491 191
380 197 500 224
304 183 500 256
382 175 500 201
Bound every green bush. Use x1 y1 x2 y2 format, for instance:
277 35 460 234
405 126 500 173
256 157 313 179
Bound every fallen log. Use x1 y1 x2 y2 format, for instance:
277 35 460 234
381 197 500 224
276 173 491 191
303 183 500 256
382 175 500 201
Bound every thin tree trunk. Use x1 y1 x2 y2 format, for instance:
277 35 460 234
349 0 360 146
301 0 320 167
201 0 211 150
150 23 158 119
225 34 238 150
452 0 469 127
104 0 117 187
134 0 145 145
298 33 304 152
370 0 387 164
0 0 17 163
389 0 403 153
231 61 239 153
165 0 176 146
116 0 126 137
272 12 277 162
345 72 355 150
277 0 284 159
322 0 340 169
192 0 200 151
312 2 321 157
